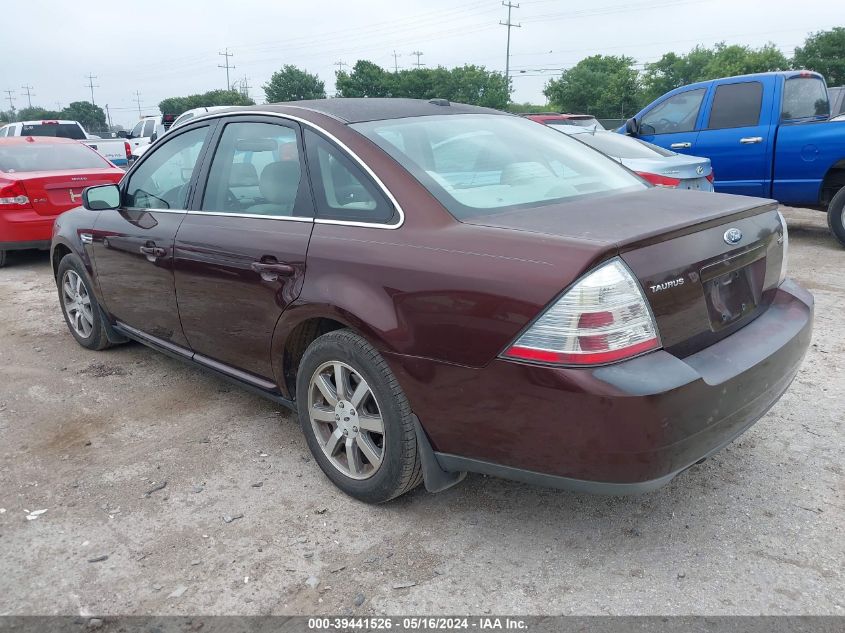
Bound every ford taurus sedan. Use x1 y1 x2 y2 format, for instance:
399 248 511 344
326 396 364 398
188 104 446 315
51 99 813 503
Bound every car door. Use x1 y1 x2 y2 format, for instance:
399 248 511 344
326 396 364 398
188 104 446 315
127 120 145 150
173 116 314 380
637 87 707 155
91 123 215 347
693 80 773 197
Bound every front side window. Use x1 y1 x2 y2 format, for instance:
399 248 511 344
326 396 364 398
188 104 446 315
782 76 830 120
130 121 144 138
125 126 209 209
353 114 643 220
304 129 394 224
707 82 763 129
641 88 706 135
201 121 307 217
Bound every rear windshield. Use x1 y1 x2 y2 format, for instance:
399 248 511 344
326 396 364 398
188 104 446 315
0 142 109 173
21 123 86 140
547 118 602 129
782 77 830 120
567 131 673 159
352 114 643 220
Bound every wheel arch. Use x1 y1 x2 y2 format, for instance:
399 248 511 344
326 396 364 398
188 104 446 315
821 159 845 208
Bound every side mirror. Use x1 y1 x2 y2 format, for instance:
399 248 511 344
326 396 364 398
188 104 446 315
150 132 158 143
625 117 640 136
83 184 121 211
116 130 128 138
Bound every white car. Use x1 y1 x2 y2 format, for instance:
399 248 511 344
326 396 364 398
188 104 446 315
0 120 131 166
131 106 231 159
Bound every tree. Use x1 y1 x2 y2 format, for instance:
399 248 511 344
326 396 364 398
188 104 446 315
263 65 325 102
794 28 845 86
158 90 255 117
60 101 106 133
335 60 394 98
703 43 789 78
544 55 642 119
440 65 508 109
0 111 11 124
17 106 63 121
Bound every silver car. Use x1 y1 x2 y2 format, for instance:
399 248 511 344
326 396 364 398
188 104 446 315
554 126 714 191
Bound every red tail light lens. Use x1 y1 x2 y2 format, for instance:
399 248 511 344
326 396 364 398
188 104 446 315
0 180 31 208
636 171 681 188
502 259 660 366
124 141 132 160
706 171 715 183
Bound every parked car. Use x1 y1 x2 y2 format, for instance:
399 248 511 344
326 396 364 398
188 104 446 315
52 99 812 503
543 124 714 190
0 136 124 267
620 70 845 245
132 106 232 160
122 114 177 153
829 86 844 117
0 120 132 166
520 112 605 129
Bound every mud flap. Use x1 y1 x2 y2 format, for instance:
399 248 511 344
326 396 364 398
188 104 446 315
412 414 466 493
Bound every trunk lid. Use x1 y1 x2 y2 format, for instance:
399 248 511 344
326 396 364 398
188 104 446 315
464 188 786 357
18 169 123 216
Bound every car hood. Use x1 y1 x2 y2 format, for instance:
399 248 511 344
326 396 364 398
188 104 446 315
461 187 774 248
617 153 712 180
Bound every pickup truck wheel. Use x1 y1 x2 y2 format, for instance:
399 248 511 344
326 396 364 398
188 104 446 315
57 254 112 351
296 329 422 504
827 187 845 247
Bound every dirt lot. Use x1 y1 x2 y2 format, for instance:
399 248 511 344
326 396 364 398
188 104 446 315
0 207 842 616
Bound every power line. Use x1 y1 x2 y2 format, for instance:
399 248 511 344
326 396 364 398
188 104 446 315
410 50 424 68
218 48 235 90
85 73 99 106
392 50 402 73
21 85 34 109
500 1 521 92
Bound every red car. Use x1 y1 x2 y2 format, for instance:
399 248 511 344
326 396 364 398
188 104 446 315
51 100 812 503
0 136 124 267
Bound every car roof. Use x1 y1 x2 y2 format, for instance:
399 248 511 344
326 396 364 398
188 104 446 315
0 136 78 144
237 98 507 123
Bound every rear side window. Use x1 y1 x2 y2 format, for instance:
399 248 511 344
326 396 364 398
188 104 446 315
641 88 706 135
707 82 763 129
304 129 395 224
142 119 156 137
21 123 85 140
0 142 109 173
782 76 830 120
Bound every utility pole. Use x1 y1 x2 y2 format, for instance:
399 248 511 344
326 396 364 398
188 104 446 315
410 50 424 68
334 60 349 73
105 104 113 130
500 1 521 94
85 73 99 105
391 50 402 73
133 90 142 117
239 75 251 99
21 84 34 109
218 48 235 90
3 89 15 118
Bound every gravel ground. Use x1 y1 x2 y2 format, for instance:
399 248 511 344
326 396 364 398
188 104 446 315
0 206 842 616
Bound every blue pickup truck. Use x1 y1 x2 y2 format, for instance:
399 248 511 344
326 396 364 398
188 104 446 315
621 70 845 246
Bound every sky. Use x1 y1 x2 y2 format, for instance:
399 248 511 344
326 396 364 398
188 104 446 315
1 0 842 128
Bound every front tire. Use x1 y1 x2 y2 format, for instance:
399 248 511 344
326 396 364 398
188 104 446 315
296 329 422 503
826 186 845 247
57 254 112 351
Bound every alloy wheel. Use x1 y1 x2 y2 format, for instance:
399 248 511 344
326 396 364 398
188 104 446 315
308 361 385 480
62 270 94 338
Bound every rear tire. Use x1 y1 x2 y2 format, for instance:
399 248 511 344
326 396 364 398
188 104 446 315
0 250 6 268
57 254 112 351
296 329 422 503
826 186 845 247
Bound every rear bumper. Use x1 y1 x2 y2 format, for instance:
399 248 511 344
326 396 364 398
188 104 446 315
386 279 813 493
0 209 55 250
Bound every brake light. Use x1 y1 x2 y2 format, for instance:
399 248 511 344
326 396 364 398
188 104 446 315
124 141 132 160
706 171 715 184
41 120 59 125
502 259 660 366
636 171 681 188
0 180 31 208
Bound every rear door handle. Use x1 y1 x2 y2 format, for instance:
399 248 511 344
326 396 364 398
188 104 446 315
670 142 692 149
251 260 295 281
740 136 763 144
139 243 167 261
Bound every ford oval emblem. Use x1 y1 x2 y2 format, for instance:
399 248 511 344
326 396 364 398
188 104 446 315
696 165 704 175
724 228 743 245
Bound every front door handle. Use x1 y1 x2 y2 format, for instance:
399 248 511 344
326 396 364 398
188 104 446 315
740 136 763 144
670 142 692 149
139 243 167 261
251 260 295 281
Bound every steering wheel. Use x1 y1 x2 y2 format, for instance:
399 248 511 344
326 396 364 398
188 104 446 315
225 189 240 209
656 118 678 132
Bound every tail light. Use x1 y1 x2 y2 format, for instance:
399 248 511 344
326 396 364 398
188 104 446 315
124 141 132 161
0 180 31 208
636 171 681 188
706 171 715 184
502 259 660 366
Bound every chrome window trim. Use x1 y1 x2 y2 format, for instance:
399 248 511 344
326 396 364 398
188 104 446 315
186 210 313 222
123 207 188 215
180 109 405 230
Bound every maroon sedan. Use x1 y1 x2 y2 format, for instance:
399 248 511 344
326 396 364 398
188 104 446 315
51 99 812 503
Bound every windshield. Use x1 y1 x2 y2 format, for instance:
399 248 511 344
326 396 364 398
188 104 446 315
0 142 110 173
352 114 643 219
782 76 830 120
21 123 85 140
566 131 674 160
